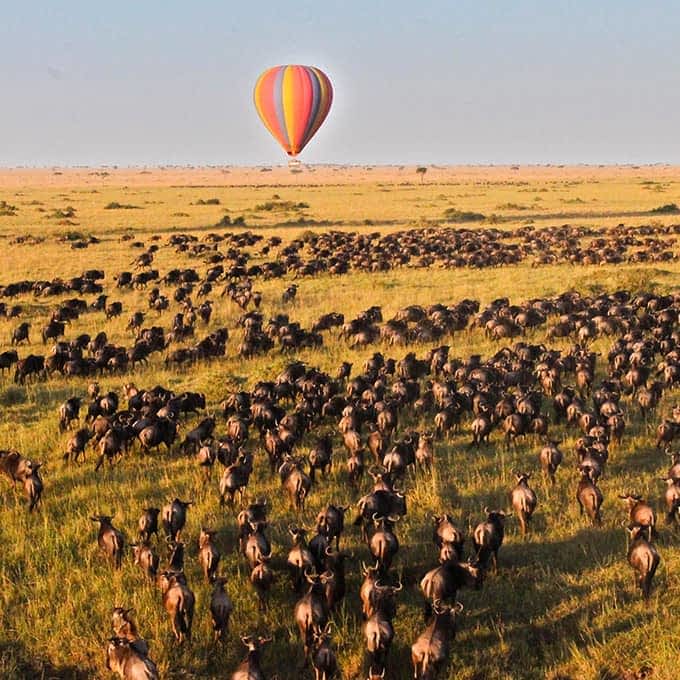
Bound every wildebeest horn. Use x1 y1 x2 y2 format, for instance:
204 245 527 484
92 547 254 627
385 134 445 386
483 506 490 514
454 601 464 613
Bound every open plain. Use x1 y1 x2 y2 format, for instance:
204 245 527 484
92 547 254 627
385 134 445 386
1 165 680 679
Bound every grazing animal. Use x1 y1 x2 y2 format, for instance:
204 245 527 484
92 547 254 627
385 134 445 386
360 561 382 619
250 556 274 611
161 498 192 541
363 582 398 673
91 515 125 568
132 542 159 581
111 607 149 657
0 449 34 486
316 504 349 550
509 471 537 536
472 508 509 570
159 570 195 643
411 601 463 680
626 524 660 599
11 322 30 345
64 428 92 463
279 457 312 512
105 637 159 680
432 514 465 560
198 528 220 583
210 576 233 641
619 493 656 533
58 396 81 432
369 515 400 574
295 571 331 660
287 526 315 593
538 440 563 484
576 470 604 525
311 623 338 680
661 477 680 524
231 635 271 680
138 508 160 542
23 462 44 512
420 559 482 618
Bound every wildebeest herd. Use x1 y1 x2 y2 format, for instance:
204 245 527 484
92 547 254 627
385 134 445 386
1 222 680 678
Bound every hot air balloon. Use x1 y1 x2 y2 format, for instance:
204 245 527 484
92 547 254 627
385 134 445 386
253 65 333 157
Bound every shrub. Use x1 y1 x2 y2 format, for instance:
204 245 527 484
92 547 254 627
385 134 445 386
443 208 486 222
48 206 76 219
56 230 89 242
650 203 679 214
0 200 17 216
104 202 140 210
254 200 309 212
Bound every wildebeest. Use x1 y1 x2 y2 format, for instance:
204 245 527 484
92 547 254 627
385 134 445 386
420 558 482 618
111 606 149 657
310 622 338 680
132 542 159 581
0 349 19 375
63 427 92 463
509 471 537 536
661 477 680 524
576 469 604 525
161 498 192 541
138 507 160 542
354 479 407 542
295 571 331 659
619 493 656 535
279 456 312 511
11 322 30 345
472 508 509 570
105 637 159 680
363 581 399 674
538 440 563 484
231 635 271 680
138 418 177 454
0 449 34 486
411 601 463 680
626 524 660 599
198 528 220 582
159 570 195 643
91 514 125 568
369 515 400 574
14 354 45 384
210 576 233 641
23 462 44 512
58 396 81 432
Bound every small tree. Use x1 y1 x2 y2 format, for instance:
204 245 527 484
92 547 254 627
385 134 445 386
416 166 427 183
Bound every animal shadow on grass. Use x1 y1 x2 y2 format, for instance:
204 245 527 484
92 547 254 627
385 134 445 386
0 640 91 680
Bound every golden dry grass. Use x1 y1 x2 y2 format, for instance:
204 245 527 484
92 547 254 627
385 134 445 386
0 166 679 679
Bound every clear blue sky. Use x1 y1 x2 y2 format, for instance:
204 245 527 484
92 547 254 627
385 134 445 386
1 1 679 166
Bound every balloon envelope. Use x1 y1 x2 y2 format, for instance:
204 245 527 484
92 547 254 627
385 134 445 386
253 65 333 157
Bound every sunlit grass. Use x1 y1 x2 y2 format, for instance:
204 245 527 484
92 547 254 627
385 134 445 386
0 167 679 678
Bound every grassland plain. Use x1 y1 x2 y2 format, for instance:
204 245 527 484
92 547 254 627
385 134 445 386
0 166 679 679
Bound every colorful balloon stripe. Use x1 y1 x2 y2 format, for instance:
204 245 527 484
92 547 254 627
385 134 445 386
254 65 333 157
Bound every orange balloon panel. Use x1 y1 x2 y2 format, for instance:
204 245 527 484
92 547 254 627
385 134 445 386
254 65 333 157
